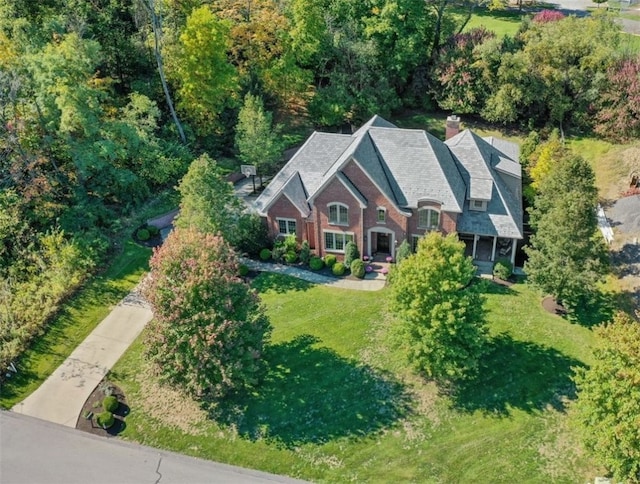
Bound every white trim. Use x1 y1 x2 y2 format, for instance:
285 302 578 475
323 230 354 253
276 217 297 235
367 226 396 259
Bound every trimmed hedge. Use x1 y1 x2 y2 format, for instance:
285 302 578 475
344 241 359 269
350 259 365 278
147 225 160 237
238 264 249 276
309 256 324 271
332 262 346 276
259 248 271 261
284 251 297 264
324 254 337 268
103 395 119 413
136 228 150 241
299 240 311 264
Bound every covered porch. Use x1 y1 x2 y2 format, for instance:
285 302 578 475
459 233 517 265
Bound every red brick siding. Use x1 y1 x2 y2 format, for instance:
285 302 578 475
266 195 302 240
407 201 458 237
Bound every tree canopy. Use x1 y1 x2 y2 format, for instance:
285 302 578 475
390 232 488 383
142 227 272 400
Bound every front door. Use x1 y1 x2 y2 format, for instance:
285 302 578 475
377 232 390 253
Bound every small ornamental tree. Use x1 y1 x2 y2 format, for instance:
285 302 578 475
572 312 640 482
395 239 412 264
390 232 488 384
142 227 272 400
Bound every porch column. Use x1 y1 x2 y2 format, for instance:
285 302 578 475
472 234 478 259
510 238 517 266
367 229 372 259
491 236 497 262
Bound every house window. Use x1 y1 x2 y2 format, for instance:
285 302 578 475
324 230 354 252
377 207 386 223
328 203 349 225
277 218 296 235
473 200 484 208
418 208 440 230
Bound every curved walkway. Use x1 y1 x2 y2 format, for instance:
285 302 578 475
241 258 387 291
11 285 152 427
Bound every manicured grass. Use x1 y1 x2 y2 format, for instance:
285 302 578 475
463 8 524 38
0 240 151 408
111 273 599 482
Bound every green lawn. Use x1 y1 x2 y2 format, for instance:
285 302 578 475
110 273 600 482
463 9 524 38
0 240 151 408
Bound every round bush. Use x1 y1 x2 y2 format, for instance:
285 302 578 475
493 258 513 280
103 395 118 413
147 225 160 237
332 262 346 276
259 248 271 261
324 254 337 268
238 264 249 277
350 259 365 278
136 228 150 241
309 256 324 271
284 251 297 264
96 411 115 429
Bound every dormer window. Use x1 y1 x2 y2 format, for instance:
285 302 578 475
418 208 440 230
470 200 487 211
328 203 349 225
377 207 386 223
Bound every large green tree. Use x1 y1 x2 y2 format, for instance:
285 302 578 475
572 312 640 482
142 227 272 400
175 154 243 242
390 232 488 383
524 155 608 310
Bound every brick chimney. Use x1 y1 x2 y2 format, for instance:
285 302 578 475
445 115 460 140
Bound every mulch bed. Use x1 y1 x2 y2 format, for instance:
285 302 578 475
541 295 567 316
76 379 129 438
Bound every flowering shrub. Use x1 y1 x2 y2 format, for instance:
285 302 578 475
533 9 565 23
386 256 393 263
381 267 389 275
365 265 373 273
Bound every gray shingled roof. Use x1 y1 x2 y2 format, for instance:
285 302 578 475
446 130 523 238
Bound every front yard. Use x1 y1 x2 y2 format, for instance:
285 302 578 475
110 272 600 482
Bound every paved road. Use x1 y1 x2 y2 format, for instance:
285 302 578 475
0 411 305 484
11 286 152 427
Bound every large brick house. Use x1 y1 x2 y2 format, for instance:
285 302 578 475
254 115 523 264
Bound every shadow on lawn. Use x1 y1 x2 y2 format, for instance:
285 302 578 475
451 334 582 416
211 335 411 447
251 272 314 294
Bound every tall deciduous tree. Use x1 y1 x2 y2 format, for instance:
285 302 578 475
390 232 488 383
175 154 243 242
572 312 640 482
235 93 282 182
167 6 238 136
524 155 608 310
143 227 272 400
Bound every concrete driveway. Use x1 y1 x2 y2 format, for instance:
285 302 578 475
11 286 152 427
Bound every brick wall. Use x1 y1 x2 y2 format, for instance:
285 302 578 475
267 195 302 240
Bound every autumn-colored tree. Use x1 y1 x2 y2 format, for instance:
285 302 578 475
572 312 640 482
143 227 272 400
390 232 488 383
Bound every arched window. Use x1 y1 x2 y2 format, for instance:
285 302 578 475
328 203 349 225
418 208 440 230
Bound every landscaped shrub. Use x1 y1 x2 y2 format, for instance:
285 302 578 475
147 225 160 237
285 251 297 264
238 264 249 276
271 243 286 262
309 256 324 270
283 234 298 253
299 240 311 264
396 239 412 264
136 228 150 241
324 254 337 268
343 241 360 268
332 262 346 276
350 258 365 278
493 258 513 280
96 411 115 429
103 395 119 412
233 214 270 257
259 248 271 261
